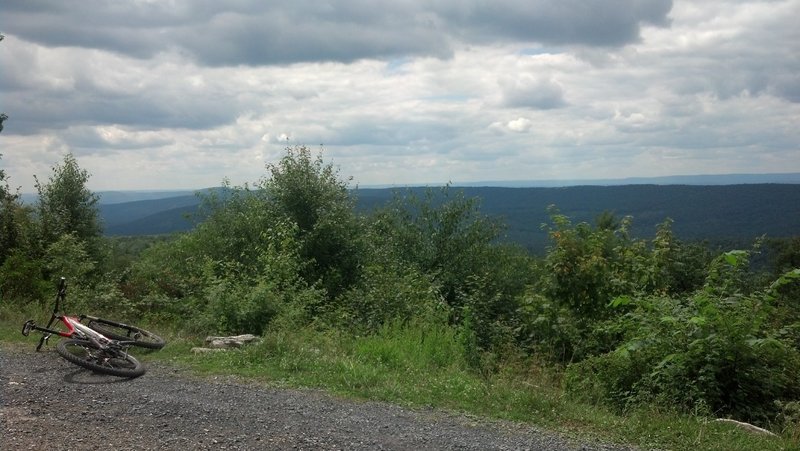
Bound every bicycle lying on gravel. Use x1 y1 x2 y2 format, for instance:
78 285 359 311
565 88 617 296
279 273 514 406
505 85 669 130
21 277 165 378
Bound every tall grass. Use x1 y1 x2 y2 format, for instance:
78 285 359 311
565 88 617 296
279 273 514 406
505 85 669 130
138 320 795 451
2 301 795 450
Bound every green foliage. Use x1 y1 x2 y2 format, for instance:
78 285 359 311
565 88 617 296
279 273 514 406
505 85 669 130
333 259 446 333
0 153 24 266
527 211 716 363
0 250 48 303
368 186 507 308
364 186 530 360
259 146 362 300
125 233 206 301
34 153 103 263
1 154 107 306
126 172 331 332
539 207 644 319
191 183 271 274
565 261 800 426
647 218 712 294
43 233 96 286
768 237 800 273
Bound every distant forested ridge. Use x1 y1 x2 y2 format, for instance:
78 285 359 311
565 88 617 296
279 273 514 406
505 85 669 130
100 184 800 252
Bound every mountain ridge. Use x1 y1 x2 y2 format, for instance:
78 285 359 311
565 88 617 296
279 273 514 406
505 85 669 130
17 172 800 205
99 183 800 253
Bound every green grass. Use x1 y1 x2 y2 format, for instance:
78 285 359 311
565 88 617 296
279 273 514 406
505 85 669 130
2 315 796 450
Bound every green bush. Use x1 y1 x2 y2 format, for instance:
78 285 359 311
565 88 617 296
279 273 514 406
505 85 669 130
368 185 506 309
202 277 281 335
539 208 646 320
565 261 800 426
260 146 362 300
563 347 643 408
0 251 48 304
333 260 446 333
365 186 530 359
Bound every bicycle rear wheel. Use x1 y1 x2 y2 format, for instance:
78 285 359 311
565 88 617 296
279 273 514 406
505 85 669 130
56 339 145 378
86 317 165 350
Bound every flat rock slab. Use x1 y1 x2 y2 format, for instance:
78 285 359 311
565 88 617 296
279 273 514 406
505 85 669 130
204 334 259 349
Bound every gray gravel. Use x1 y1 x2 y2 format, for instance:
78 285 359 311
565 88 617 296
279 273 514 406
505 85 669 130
1 345 632 450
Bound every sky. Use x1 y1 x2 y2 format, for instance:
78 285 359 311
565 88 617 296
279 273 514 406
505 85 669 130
1 0 798 193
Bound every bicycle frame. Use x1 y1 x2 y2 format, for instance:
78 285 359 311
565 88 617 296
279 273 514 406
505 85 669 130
22 278 127 351
21 277 149 378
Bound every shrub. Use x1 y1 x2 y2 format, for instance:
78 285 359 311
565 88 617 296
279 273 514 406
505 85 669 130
565 261 800 426
539 208 646 320
0 251 48 304
333 260 446 334
259 146 362 300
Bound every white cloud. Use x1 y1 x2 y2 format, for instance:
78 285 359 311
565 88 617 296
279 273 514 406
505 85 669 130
0 0 798 193
507 118 534 132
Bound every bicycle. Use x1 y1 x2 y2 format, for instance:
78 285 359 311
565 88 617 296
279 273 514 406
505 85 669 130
21 277 165 378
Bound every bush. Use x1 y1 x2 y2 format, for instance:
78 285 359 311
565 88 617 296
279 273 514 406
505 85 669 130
539 208 646 320
368 185 506 309
260 146 362 300
565 261 800 426
202 277 281 335
0 251 48 304
333 260 446 334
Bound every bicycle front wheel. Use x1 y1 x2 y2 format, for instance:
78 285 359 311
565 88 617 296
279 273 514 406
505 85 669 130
86 317 166 350
56 339 145 378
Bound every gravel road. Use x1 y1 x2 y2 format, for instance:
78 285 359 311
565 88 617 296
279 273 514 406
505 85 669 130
1 345 631 450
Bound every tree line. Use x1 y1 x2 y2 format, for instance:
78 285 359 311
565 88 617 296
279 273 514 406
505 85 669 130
1 147 800 432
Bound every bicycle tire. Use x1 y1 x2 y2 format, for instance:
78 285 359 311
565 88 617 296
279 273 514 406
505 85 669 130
56 339 145 378
86 317 166 350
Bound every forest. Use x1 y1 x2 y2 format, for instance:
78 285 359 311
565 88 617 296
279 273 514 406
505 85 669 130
2 147 800 443
95 181 800 254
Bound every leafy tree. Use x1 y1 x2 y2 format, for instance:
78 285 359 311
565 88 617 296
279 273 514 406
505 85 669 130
0 36 17 267
0 154 28 268
527 210 713 362
0 152 44 301
365 185 529 357
647 218 711 295
125 146 357 330
767 236 800 274
368 185 506 309
34 153 102 256
258 145 362 301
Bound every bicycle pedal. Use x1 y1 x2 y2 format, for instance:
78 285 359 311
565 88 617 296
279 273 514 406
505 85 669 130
21 320 34 336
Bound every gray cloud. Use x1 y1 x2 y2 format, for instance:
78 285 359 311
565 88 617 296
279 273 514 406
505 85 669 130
1 0 673 66
500 75 567 109
441 0 672 46
2 84 241 135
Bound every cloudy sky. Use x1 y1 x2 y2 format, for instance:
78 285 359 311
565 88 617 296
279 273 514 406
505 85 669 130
1 0 798 192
